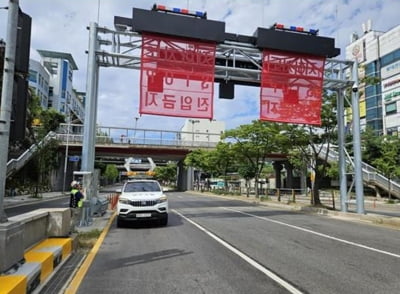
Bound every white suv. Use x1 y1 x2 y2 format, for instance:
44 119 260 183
117 179 168 227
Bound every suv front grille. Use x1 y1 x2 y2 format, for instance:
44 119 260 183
129 200 158 207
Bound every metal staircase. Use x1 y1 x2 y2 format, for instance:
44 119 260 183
6 132 57 178
320 144 400 198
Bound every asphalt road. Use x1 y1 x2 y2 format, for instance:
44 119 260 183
74 191 400 294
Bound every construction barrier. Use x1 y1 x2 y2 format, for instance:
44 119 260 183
107 193 119 210
0 238 72 294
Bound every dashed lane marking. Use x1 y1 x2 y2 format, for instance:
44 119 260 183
223 207 400 259
173 209 304 294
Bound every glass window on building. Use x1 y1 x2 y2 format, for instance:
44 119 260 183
366 108 378 119
366 96 379 109
366 119 383 133
385 102 397 114
365 62 378 77
386 127 398 137
381 48 400 67
365 85 377 97
29 69 37 82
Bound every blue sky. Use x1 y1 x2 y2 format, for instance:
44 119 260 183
1 0 400 132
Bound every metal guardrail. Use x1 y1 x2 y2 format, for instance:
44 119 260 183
320 144 400 197
55 123 220 149
6 131 57 178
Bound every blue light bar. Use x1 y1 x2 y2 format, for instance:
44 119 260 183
153 4 207 19
272 23 318 35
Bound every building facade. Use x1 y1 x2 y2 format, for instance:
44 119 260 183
346 21 400 136
29 59 50 109
180 119 225 143
29 50 85 124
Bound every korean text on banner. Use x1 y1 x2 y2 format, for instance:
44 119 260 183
260 50 326 125
140 33 216 119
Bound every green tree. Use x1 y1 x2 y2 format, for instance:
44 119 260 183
361 127 383 165
372 136 400 200
208 142 236 190
237 164 257 197
280 92 338 206
15 91 65 197
184 149 213 175
154 163 177 186
223 120 281 198
104 164 119 184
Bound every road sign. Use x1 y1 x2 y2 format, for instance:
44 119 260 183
69 156 80 162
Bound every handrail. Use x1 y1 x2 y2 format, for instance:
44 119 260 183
55 123 221 149
319 144 400 197
6 131 57 178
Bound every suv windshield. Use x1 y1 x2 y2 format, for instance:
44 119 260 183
124 181 161 192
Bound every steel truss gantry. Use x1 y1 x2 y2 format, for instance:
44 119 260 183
82 23 364 214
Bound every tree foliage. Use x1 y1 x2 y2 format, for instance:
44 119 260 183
104 164 119 183
154 163 177 186
372 136 400 200
6 91 65 196
223 120 281 197
279 92 338 206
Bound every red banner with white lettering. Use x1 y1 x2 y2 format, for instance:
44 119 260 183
260 50 325 125
140 33 216 119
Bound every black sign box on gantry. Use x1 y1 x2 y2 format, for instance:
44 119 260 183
254 27 340 58
130 8 225 43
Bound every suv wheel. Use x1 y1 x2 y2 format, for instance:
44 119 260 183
117 218 125 228
159 215 168 226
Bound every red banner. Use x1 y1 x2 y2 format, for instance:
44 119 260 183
260 50 325 125
140 33 216 119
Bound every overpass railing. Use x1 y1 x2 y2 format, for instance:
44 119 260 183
56 123 220 148
320 144 400 197
6 131 57 178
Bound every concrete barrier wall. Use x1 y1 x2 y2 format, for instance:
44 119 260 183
0 208 71 274
10 210 49 251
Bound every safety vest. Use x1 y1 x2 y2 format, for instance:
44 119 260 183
71 189 84 208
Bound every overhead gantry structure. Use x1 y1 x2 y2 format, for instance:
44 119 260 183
81 4 364 214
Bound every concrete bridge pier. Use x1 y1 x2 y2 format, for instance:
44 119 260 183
177 160 191 191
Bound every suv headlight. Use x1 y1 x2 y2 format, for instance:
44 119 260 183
158 195 167 203
119 197 130 204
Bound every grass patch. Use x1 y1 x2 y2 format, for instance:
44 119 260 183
77 229 102 251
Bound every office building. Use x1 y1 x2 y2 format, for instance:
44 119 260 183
346 21 400 136
29 50 85 123
180 119 225 143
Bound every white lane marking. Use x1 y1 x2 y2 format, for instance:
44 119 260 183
172 209 303 294
223 207 400 259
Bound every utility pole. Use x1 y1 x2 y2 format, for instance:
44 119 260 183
351 59 365 214
0 0 19 223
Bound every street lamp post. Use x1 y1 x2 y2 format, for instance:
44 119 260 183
189 119 200 145
62 107 71 194
133 116 139 142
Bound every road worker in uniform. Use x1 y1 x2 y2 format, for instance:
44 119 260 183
70 180 84 230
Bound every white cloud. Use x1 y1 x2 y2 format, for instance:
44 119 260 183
1 0 400 132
